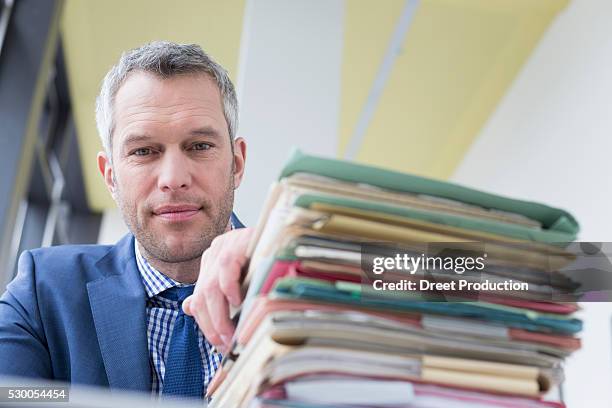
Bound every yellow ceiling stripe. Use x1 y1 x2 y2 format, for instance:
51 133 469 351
341 0 567 179
339 0 406 157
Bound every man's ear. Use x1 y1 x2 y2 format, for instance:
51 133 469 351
97 151 117 199
232 137 247 189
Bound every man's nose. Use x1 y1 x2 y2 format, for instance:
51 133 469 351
157 149 192 192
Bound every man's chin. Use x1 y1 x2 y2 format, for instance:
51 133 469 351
151 244 205 264
137 229 208 262
162 237 210 258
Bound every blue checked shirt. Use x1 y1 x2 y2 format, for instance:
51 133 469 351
135 241 223 396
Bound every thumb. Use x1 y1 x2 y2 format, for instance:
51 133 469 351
182 295 193 316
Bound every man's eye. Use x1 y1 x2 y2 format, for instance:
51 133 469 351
133 148 152 156
191 143 211 151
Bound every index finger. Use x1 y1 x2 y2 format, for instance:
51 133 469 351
217 228 254 306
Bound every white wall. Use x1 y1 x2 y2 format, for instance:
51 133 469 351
97 208 127 245
452 0 612 406
234 0 344 226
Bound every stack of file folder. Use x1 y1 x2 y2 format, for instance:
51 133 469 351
208 150 582 408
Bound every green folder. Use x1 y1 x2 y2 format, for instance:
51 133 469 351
280 150 579 243
271 277 583 335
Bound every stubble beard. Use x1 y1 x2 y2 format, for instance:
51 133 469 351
116 175 235 264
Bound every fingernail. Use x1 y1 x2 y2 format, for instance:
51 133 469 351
221 335 231 346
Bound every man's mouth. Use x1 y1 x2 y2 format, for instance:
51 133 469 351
152 205 202 221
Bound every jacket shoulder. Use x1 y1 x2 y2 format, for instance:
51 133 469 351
28 243 113 262
23 243 116 284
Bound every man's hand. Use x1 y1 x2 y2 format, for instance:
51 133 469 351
182 227 254 352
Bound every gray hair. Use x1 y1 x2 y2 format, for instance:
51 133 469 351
95 41 238 160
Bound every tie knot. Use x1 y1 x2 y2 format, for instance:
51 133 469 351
161 285 194 303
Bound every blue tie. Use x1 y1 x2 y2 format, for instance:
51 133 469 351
161 286 203 398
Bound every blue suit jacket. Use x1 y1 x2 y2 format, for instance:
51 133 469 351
0 213 244 391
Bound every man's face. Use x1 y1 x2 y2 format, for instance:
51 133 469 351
98 71 245 263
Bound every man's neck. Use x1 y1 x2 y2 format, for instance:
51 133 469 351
137 220 233 284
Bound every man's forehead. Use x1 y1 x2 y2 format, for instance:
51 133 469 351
111 71 227 143
115 70 220 103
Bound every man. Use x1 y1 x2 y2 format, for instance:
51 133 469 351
0 41 250 398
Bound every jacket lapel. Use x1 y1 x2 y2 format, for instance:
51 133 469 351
231 212 245 229
87 234 151 391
